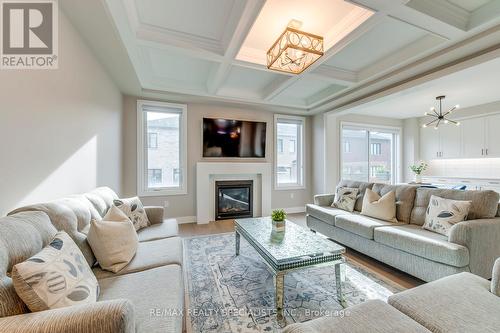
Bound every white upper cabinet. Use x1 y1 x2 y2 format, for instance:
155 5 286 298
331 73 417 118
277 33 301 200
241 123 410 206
420 113 500 160
420 123 461 160
462 117 485 158
439 124 461 158
485 114 500 158
420 126 440 160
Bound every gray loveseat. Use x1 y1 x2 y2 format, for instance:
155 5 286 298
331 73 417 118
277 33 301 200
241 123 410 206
284 258 500 333
0 187 183 333
307 180 500 281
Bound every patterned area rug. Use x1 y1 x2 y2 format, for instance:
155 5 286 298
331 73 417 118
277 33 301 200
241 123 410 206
184 233 404 333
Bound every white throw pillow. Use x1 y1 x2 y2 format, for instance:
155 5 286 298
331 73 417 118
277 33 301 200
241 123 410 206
361 189 398 223
423 195 471 236
87 206 138 273
113 196 150 231
332 187 359 212
12 231 99 312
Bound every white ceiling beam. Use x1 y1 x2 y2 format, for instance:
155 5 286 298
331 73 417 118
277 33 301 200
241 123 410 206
348 0 466 39
310 65 358 84
357 34 445 81
311 25 500 114
207 0 266 94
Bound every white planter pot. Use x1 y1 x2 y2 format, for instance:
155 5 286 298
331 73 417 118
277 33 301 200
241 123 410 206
415 174 422 183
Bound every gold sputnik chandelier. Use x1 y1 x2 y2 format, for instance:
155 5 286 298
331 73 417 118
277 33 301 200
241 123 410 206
422 95 461 129
267 20 324 74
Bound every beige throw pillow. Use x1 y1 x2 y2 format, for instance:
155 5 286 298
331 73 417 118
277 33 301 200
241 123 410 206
113 197 150 231
361 189 398 223
332 187 359 212
422 195 471 236
87 206 138 273
12 231 99 312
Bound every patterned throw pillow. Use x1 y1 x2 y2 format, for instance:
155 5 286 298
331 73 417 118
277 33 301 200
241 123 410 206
332 187 359 212
12 231 99 312
423 195 471 236
113 197 150 231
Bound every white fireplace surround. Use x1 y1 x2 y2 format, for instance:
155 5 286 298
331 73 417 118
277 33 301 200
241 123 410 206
196 162 272 224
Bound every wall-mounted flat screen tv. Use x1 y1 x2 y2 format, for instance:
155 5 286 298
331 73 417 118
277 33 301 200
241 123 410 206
202 118 266 158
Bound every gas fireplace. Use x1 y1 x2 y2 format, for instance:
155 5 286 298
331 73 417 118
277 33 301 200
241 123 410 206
215 180 253 220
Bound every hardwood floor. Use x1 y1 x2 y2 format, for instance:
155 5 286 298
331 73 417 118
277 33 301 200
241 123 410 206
179 213 424 289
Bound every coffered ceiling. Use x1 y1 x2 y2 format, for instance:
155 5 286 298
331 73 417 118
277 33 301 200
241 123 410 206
62 0 500 115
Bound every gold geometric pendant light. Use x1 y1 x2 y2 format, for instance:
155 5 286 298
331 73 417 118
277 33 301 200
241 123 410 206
267 20 324 74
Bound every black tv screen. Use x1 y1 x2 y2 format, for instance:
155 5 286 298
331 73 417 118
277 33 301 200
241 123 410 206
203 118 266 158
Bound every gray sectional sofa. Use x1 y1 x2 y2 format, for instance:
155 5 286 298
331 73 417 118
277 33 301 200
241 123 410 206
284 258 500 333
307 180 500 282
0 187 183 333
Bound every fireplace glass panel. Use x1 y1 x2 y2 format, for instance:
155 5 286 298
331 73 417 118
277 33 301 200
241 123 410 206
215 180 253 220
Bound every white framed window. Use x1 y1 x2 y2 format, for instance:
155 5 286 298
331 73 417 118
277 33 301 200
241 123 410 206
274 114 305 189
340 122 401 185
137 100 187 196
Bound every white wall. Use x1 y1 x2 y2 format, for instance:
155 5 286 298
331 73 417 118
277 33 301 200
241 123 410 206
122 96 313 219
0 11 123 215
312 113 326 195
320 113 404 193
403 118 420 182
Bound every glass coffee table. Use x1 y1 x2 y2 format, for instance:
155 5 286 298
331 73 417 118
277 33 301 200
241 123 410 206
234 217 346 318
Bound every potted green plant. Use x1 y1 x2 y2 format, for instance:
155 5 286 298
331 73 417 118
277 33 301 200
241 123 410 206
409 161 428 183
271 209 286 232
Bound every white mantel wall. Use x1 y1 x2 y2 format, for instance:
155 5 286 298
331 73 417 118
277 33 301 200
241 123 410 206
122 96 313 221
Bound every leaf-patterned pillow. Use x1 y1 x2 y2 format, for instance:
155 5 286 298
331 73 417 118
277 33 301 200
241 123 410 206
332 187 359 212
113 197 150 231
422 195 471 236
11 231 99 312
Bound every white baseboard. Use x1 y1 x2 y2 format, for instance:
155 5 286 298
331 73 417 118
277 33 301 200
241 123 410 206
174 216 197 224
171 207 305 225
282 206 306 214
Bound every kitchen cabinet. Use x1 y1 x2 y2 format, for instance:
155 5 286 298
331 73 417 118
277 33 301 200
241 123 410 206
420 123 460 159
420 112 500 160
462 117 485 158
485 114 500 158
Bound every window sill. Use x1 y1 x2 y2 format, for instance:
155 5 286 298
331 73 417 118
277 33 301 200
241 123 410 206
274 185 306 191
138 189 187 197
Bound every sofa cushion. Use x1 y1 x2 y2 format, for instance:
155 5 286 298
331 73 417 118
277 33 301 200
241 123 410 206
422 195 471 236
389 272 500 333
87 206 139 273
306 204 352 226
361 189 398 223
99 265 183 333
335 215 402 240
336 180 374 212
93 237 183 279
0 212 57 317
332 187 359 212
12 231 99 312
283 299 431 333
8 202 96 267
374 225 469 267
411 188 499 226
113 197 150 231
137 219 179 242
372 184 417 224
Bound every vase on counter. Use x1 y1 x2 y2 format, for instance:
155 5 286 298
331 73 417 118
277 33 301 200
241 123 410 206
415 174 422 183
